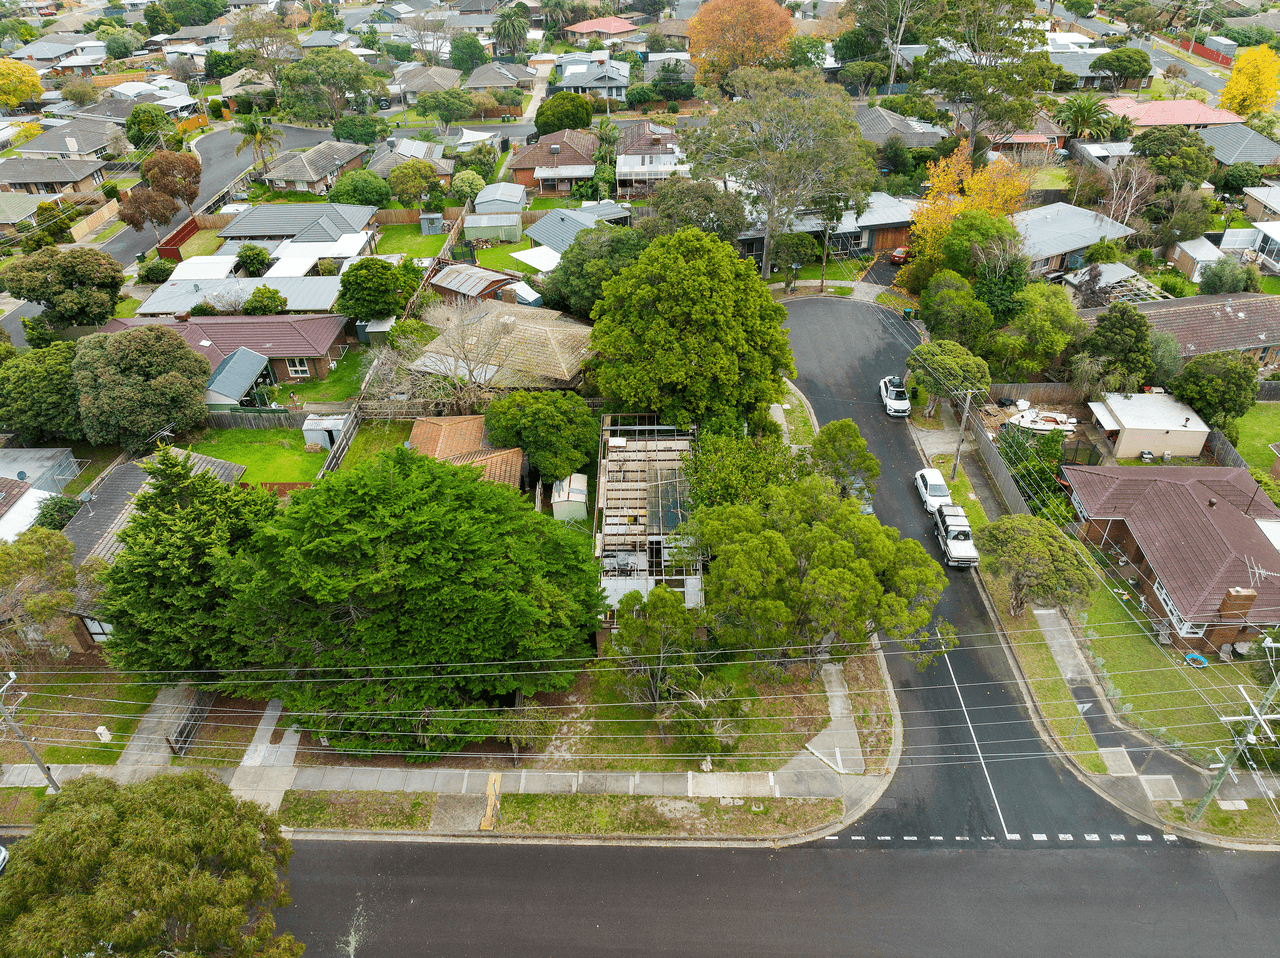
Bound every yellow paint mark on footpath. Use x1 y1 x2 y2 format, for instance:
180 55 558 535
480 772 502 830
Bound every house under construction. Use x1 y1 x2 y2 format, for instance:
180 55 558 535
594 414 703 622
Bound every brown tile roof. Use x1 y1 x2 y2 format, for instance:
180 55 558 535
409 415 486 459
98 315 346 366
408 415 522 488
617 119 680 157
0 476 32 521
1077 293 1280 358
509 129 598 171
1064 464 1280 623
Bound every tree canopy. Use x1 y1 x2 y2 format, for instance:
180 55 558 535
387 157 443 208
222 449 604 751
1219 44 1280 118
919 270 995 353
0 60 42 110
681 430 809 509
976 514 1094 616
589 227 795 430
329 168 392 207
1171 350 1260 430
1089 47 1152 91
0 772 301 958
1132 126 1215 192
71 325 210 451
0 341 82 444
639 177 749 245
125 102 173 149
280 48 386 122
687 0 793 86
688 67 875 277
450 32 489 74
905 340 992 415
335 257 420 323
542 224 648 318
534 91 592 136
141 150 201 216
687 475 950 667
1083 300 1154 385
1 246 124 330
1197 258 1262 296
484 390 599 482
101 448 279 679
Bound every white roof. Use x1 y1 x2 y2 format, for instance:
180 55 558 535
1244 185 1280 208
1087 401 1122 432
270 231 372 262
1176 236 1227 263
455 127 493 147
0 488 52 544
264 256 318 278
168 256 239 280
616 154 690 175
112 81 163 97
511 245 561 272
1098 392 1208 432
535 165 595 179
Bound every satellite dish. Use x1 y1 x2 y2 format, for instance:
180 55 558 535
79 490 92 503
16 471 25 480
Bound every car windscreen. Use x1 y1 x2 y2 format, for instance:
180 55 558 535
889 387 907 400
928 484 948 496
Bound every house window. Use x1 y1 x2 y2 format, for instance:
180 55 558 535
1152 577 1207 637
286 358 311 377
81 617 113 641
93 169 103 184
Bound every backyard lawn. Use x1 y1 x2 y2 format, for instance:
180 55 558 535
338 420 413 470
113 296 141 318
376 225 448 258
1262 276 1280 296
1078 585 1253 762
530 197 581 210
179 228 225 259
185 428 327 483
1032 165 1070 189
56 442 121 498
475 242 537 275
1235 401 1280 471
284 347 367 403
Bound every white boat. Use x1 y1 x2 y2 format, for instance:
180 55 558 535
1006 408 1077 436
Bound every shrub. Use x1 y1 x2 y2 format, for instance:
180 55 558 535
33 495 81 531
101 181 120 201
316 258 338 276
137 258 177 284
666 100 679 113
191 300 220 316
243 286 288 315
206 97 222 114
235 243 270 277
21 231 55 254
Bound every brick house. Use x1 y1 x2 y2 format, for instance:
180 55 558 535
1064 464 1280 655
99 314 348 384
0 157 106 195
509 128 598 193
266 141 371 194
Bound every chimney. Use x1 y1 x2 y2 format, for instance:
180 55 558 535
176 311 191 322
1220 587 1257 621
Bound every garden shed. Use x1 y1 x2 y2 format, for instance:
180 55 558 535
463 214 523 243
302 413 350 450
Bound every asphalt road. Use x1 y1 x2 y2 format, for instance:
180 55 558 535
783 297 1143 847
277 840 1280 957
98 125 335 267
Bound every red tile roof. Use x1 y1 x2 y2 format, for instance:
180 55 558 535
0 476 32 521
567 15 637 35
409 416 522 489
98 315 346 365
1064 464 1280 623
509 129 598 170
1102 97 1242 127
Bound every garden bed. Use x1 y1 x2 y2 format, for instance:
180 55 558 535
495 794 841 837
278 789 437 830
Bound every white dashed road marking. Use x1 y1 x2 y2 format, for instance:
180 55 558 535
1085 834 1100 841
1058 834 1073 841
1033 834 1048 841
1111 834 1126 841
1138 834 1152 842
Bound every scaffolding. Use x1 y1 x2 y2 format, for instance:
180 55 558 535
594 414 703 619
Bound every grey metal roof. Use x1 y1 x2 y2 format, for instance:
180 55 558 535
465 214 521 227
1064 262 1138 287
206 346 269 402
17 118 116 155
0 156 105 183
1197 123 1280 167
1010 203 1135 261
475 182 526 205
524 208 606 254
267 141 370 183
219 203 377 239
431 264 510 296
1047 49 1158 78
138 277 343 315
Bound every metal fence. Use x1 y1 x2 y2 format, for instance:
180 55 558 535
1205 426 1248 468
205 408 308 430
969 424 1032 515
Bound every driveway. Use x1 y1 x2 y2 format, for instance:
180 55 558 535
861 252 902 289
784 296 1145 846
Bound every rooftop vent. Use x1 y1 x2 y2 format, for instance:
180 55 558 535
549 144 560 154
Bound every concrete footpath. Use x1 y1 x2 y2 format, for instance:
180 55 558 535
909 401 1280 825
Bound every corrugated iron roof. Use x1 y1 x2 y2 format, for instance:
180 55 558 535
137 278 343 316
219 203 377 239
206 346 269 401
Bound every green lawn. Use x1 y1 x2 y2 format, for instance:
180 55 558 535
1236 402 1280 471
285 348 367 403
1079 586 1253 761
113 296 141 318
829 286 853 296
876 290 916 311
1262 276 1280 296
179 228 225 259
375 225 448 258
530 197 581 210
1211 213 1252 231
185 428 327 483
521 93 532 113
113 177 141 191
338 420 413 470
56 443 122 499
1032 165 1071 189
475 242 537 275
248 188 331 204
96 220 128 242
789 257 871 283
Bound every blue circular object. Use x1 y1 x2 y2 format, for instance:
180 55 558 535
1185 653 1208 669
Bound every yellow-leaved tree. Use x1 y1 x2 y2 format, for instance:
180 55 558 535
1219 45 1280 118
0 60 42 111
909 153 1031 265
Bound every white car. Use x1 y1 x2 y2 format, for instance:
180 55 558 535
914 468 954 514
879 375 911 417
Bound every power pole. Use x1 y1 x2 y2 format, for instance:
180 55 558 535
0 672 60 794
950 390 978 482
1190 645 1279 822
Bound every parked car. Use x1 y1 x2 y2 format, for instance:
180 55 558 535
934 503 979 568
879 375 911 417
914 468 954 514
890 246 912 265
